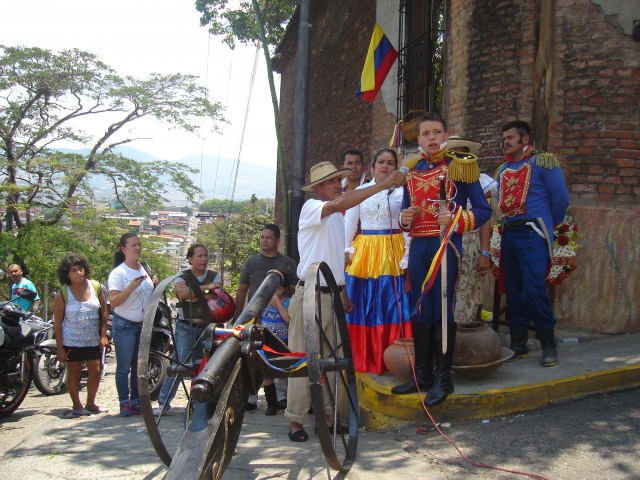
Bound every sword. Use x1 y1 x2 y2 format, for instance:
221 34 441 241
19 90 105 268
439 175 448 354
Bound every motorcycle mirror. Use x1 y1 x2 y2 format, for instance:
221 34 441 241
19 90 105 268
15 287 37 301
0 269 5 281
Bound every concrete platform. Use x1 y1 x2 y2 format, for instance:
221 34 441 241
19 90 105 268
357 330 640 429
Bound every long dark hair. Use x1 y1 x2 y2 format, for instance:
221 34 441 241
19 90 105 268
113 232 139 267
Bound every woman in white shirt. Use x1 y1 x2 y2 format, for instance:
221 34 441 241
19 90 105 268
344 148 412 374
108 232 158 417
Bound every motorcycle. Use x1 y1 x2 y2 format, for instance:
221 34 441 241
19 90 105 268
0 288 54 417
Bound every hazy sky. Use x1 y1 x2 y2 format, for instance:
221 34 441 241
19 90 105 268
0 0 279 175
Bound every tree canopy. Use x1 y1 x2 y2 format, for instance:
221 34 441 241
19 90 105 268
0 45 225 232
195 0 297 49
196 194 274 292
0 213 176 307
199 195 273 215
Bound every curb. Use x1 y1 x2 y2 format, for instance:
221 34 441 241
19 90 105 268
356 364 640 429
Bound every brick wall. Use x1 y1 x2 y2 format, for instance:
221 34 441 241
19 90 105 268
275 0 640 332
445 0 639 208
275 1 376 224
553 0 640 207
446 0 539 170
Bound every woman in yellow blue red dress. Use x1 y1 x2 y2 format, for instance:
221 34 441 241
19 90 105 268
344 148 411 374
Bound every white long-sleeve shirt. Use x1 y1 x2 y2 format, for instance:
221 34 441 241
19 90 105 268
344 179 411 269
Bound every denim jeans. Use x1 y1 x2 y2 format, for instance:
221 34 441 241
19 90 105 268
502 228 556 329
158 319 207 408
112 313 143 406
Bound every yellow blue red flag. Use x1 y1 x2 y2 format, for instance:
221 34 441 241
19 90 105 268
357 24 398 102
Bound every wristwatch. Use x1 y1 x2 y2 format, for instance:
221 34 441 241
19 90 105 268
480 250 491 258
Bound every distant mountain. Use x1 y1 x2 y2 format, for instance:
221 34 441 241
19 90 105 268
177 153 277 201
56 146 277 202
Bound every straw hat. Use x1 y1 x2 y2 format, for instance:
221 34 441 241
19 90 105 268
447 136 482 155
301 161 351 191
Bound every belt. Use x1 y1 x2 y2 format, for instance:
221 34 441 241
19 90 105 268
298 281 344 294
504 219 537 229
361 229 401 235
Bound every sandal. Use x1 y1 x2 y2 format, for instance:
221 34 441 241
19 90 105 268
69 409 91 417
87 407 109 414
288 429 309 442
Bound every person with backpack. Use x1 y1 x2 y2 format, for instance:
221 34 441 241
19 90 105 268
108 233 159 417
54 254 109 416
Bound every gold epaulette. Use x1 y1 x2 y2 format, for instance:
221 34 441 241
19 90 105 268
447 150 480 183
404 155 423 170
531 151 561 169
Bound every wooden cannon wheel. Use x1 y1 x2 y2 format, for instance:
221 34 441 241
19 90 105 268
303 262 359 472
138 264 359 477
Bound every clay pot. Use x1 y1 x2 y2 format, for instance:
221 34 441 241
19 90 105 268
383 338 415 382
453 322 502 366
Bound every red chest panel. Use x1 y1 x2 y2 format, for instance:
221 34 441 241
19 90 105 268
406 166 454 237
499 163 532 218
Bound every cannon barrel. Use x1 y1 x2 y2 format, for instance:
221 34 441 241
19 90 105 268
233 270 284 327
191 270 284 403
191 336 242 403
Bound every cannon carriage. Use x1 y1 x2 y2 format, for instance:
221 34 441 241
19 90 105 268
137 262 359 479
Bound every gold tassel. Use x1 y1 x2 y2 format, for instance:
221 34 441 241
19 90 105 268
447 151 480 183
532 151 561 169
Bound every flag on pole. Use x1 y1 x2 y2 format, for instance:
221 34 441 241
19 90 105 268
357 24 398 102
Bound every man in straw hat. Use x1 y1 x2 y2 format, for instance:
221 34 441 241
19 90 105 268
285 160 406 442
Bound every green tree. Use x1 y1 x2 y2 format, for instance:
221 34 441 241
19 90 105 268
195 200 273 293
196 0 296 49
0 45 225 232
194 0 296 251
0 211 175 308
199 196 273 216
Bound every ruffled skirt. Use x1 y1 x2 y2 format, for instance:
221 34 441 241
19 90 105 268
345 232 412 374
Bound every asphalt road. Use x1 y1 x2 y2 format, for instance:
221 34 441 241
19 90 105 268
394 387 640 480
1 354 638 480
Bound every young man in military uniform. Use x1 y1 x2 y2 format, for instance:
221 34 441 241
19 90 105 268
392 113 491 407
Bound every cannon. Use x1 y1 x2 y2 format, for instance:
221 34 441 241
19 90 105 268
137 262 358 479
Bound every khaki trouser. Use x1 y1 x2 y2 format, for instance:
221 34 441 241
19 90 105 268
284 285 337 425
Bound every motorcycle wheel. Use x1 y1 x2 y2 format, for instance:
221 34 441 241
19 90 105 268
0 352 33 418
148 350 169 401
32 351 67 396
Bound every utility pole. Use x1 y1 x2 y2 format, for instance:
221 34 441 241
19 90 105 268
289 0 312 262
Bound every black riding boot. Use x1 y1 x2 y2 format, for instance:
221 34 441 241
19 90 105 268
509 325 530 359
425 323 457 407
264 383 278 416
391 323 435 395
539 328 558 367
